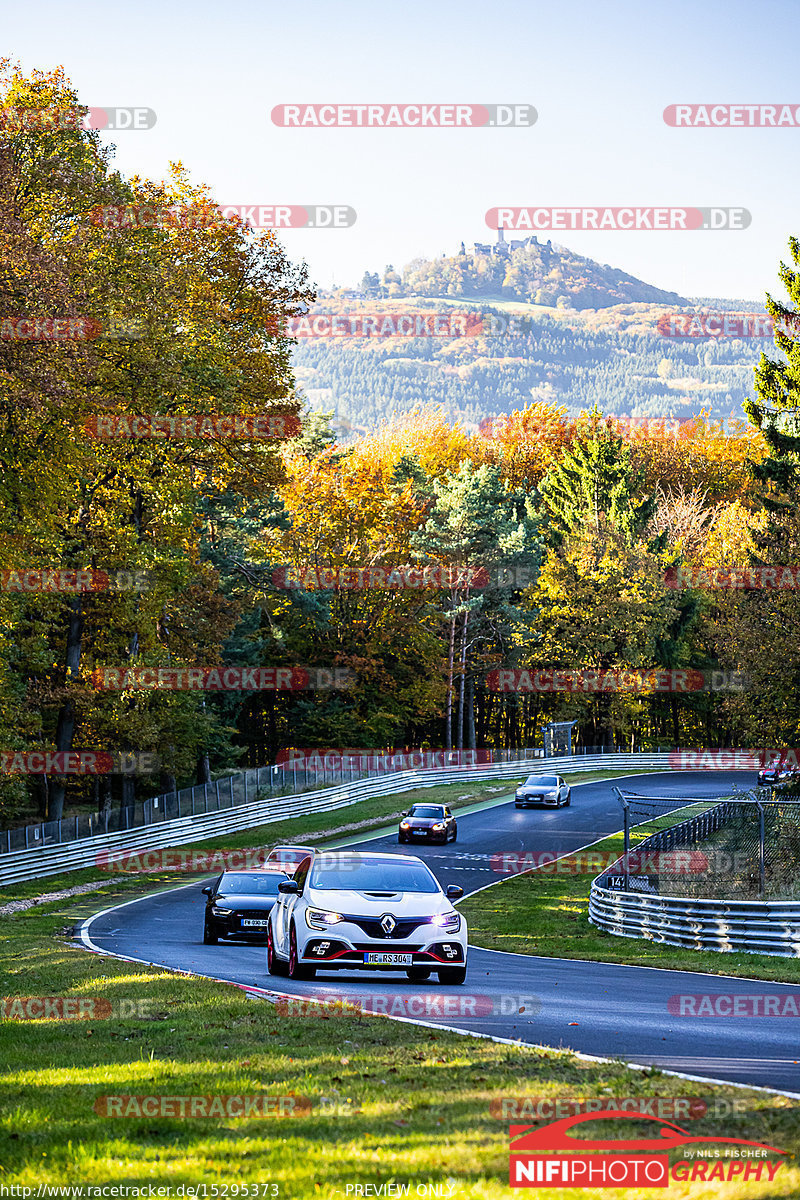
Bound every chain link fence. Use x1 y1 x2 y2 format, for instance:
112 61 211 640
599 788 800 900
2 746 558 853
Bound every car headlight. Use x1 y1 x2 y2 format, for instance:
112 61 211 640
547 791 558 799
211 906 233 916
431 822 445 831
306 907 344 930
400 821 410 828
432 911 461 933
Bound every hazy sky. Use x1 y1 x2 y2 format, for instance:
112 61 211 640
8 0 798 301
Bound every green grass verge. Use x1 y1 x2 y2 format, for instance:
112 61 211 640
460 817 800 983
0 890 797 1195
0 769 652 906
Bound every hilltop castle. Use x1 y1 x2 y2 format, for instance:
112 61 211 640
463 227 553 258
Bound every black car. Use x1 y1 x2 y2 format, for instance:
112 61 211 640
202 869 284 943
515 773 571 808
398 803 457 844
757 763 799 787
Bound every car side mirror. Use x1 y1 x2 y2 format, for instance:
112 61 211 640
402 811 409 816
202 886 213 896
278 879 299 894
446 884 463 899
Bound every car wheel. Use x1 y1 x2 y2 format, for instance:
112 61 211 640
564 792 571 806
437 966 467 985
288 923 316 980
515 802 522 809
450 825 457 842
398 834 406 843
267 922 287 975
203 917 218 945
406 967 432 982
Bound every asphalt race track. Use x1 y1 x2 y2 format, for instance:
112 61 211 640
80 770 800 1096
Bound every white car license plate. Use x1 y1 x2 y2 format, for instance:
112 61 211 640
364 952 413 965
241 919 269 927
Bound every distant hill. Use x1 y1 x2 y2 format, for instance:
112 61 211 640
292 242 767 434
351 239 689 311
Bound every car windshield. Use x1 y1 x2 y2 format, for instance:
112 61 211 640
408 806 444 818
525 775 558 786
309 858 440 892
217 872 282 895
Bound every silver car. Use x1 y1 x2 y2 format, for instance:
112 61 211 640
515 773 571 808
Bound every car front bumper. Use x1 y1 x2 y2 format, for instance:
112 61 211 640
296 918 467 968
300 937 466 968
209 910 274 939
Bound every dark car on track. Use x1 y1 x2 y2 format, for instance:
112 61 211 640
398 803 457 844
202 869 285 943
515 773 571 808
757 761 800 787
264 844 316 874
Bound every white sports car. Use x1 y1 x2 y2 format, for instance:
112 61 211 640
266 850 468 984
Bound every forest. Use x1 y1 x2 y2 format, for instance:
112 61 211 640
293 295 765 434
3 65 800 830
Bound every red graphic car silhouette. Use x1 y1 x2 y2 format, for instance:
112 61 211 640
510 1111 787 1155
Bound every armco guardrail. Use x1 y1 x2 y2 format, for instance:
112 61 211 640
3 749 549 853
589 887 800 957
0 752 674 885
589 796 800 956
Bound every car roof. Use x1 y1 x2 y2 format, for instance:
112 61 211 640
218 868 284 880
311 850 427 863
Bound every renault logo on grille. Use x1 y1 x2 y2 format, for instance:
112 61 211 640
380 914 396 935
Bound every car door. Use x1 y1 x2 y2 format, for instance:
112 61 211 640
444 806 454 834
274 858 300 953
557 777 566 804
277 855 311 954
208 872 223 911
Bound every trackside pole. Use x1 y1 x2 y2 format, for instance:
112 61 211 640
614 787 630 892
